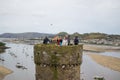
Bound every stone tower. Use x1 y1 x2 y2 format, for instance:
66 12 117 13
34 44 83 80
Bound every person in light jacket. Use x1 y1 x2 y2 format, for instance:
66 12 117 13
62 37 68 46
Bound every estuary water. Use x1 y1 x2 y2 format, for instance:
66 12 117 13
0 43 35 80
0 43 120 80
81 52 120 80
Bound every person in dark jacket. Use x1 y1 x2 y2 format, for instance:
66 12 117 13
43 36 50 44
67 35 70 45
74 36 79 45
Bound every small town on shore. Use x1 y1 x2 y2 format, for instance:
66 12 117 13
0 32 120 46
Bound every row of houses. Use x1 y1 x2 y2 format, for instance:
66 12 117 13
1 36 120 46
81 39 120 46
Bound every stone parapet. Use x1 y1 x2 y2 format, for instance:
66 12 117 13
34 44 83 80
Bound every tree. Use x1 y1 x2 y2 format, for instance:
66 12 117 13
57 32 68 37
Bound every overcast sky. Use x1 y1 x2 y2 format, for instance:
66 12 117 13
0 0 120 34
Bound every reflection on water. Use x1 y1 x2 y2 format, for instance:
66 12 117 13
81 52 120 80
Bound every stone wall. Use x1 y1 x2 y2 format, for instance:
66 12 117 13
34 44 83 80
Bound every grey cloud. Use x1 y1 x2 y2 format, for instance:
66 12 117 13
0 0 120 34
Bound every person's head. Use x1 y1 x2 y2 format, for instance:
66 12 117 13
75 36 78 39
68 35 70 37
45 36 48 38
64 36 66 39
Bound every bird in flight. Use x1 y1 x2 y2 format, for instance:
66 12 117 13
50 24 53 26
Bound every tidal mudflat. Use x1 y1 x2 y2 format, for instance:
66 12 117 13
0 43 120 80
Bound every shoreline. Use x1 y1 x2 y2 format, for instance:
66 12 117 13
0 46 10 53
87 53 120 72
83 44 120 72
0 66 13 80
0 46 10 49
0 43 120 80
83 44 120 52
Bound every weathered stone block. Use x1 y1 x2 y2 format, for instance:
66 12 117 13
34 44 83 80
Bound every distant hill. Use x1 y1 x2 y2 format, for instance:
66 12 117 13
0 32 120 40
0 32 55 39
57 32 68 36
82 33 107 39
57 32 120 40
82 33 120 40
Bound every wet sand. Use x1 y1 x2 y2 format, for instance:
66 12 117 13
87 53 120 72
83 44 120 72
83 44 120 52
0 66 13 80
0 43 120 80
